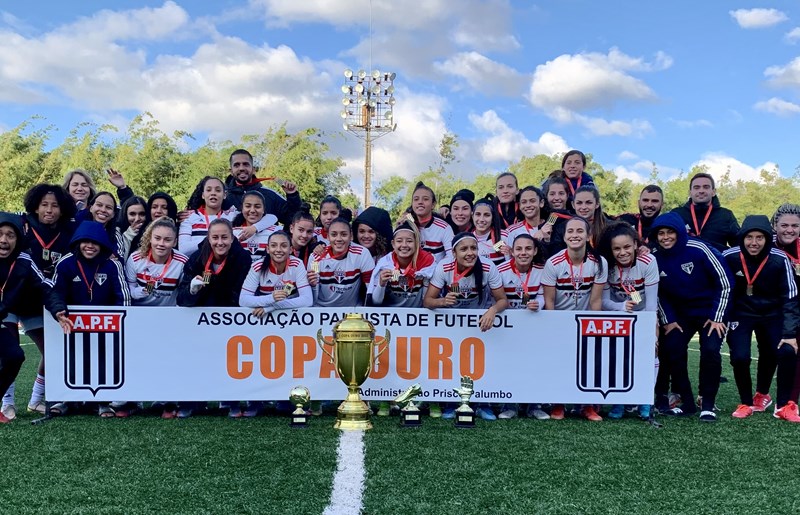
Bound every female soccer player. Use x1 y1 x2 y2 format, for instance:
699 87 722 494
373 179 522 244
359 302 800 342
232 191 280 263
85 191 124 257
352 206 393 264
62 170 96 212
472 199 509 266
493 172 520 229
425 232 508 420
369 221 436 308
649 212 731 423
117 196 147 260
560 150 595 198
409 182 454 263
497 233 546 420
723 215 800 422
541 217 607 421
506 186 551 245
309 218 374 307
0 212 72 423
572 186 610 248
597 222 659 420
129 192 179 254
772 203 800 404
314 195 342 246
445 190 475 234
288 208 321 268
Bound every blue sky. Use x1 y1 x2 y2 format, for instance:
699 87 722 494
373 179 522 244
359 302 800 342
1 1 799 198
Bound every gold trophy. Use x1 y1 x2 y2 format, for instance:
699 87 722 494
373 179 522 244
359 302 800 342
454 375 476 428
289 386 311 428
317 313 391 430
394 383 423 428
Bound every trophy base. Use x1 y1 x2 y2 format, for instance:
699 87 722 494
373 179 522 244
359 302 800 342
455 410 475 428
290 412 309 428
334 399 373 431
400 409 422 428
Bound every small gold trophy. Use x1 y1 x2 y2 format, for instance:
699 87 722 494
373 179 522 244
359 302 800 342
394 383 423 428
546 213 558 225
310 260 320 273
289 386 311 428
453 375 475 428
317 313 391 430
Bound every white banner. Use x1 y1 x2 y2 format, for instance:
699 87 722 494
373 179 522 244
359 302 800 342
44 307 657 404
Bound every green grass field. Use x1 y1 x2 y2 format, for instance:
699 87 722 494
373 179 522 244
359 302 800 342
2 338 799 514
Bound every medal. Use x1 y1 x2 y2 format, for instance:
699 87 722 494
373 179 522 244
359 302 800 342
522 293 530 304
283 283 295 295
202 271 212 285
145 280 155 294
546 214 558 225
310 261 320 273
42 248 50 261
746 285 753 296
739 253 767 300
391 269 400 282
493 240 505 252
795 263 800 277
630 290 642 304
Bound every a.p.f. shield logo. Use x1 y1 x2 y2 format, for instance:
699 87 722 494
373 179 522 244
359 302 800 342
575 315 634 398
64 311 126 395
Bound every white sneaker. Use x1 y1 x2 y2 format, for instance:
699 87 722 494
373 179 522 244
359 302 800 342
526 405 550 420
498 409 517 419
1 404 16 421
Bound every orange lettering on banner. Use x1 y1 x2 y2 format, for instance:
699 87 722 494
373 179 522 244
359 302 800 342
318 336 338 378
396 337 422 380
428 337 453 379
259 336 285 379
227 335 253 379
369 338 390 379
459 337 485 380
292 336 317 378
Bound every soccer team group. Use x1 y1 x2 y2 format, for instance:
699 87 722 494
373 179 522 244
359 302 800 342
1 149 799 424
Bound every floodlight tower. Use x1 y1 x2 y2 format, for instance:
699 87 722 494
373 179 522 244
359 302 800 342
340 68 397 208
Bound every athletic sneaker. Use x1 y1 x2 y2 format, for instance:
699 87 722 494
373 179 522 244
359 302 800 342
774 401 800 423
1 404 16 421
581 405 603 422
27 401 46 414
228 405 243 419
428 403 442 418
526 404 550 420
637 405 651 420
550 404 566 420
376 402 391 417
696 395 721 412
441 407 456 420
661 407 693 417
176 408 194 419
699 410 717 422
498 404 518 419
607 405 625 420
752 392 772 412
731 404 753 419
476 407 497 421
0 412 10 424
668 393 682 408
310 401 323 416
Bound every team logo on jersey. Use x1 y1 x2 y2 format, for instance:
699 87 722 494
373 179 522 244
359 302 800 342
334 269 346 283
64 311 126 395
575 315 635 398
680 263 694 275
398 275 410 291
95 273 108 285
50 251 62 263
729 321 739 330
247 239 259 254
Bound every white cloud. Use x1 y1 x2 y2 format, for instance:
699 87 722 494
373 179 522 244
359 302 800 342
671 118 713 128
764 56 800 90
617 150 639 161
528 48 666 137
435 52 527 96
785 27 800 43
729 8 788 29
468 110 569 162
692 153 777 183
754 97 800 116
611 160 683 184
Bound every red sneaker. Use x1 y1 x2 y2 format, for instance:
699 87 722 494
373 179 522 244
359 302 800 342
752 392 772 412
550 404 565 420
161 410 176 420
581 405 603 422
0 412 10 424
774 401 800 423
731 404 753 419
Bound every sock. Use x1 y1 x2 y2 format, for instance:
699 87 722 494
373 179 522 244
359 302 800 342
30 374 45 405
2 381 15 407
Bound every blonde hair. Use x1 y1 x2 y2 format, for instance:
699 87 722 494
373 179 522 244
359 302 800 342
138 217 178 257
62 170 97 201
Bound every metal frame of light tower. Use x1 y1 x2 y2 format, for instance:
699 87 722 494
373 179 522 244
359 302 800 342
340 68 397 208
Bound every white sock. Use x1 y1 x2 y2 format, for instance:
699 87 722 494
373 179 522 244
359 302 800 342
30 374 45 404
2 381 15 407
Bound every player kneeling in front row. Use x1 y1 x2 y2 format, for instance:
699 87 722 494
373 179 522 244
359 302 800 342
722 215 800 422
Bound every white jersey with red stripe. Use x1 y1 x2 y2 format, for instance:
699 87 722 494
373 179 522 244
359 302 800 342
604 253 659 312
420 217 454 263
498 260 544 309
505 220 540 247
367 252 436 307
429 256 502 309
178 208 278 258
124 250 188 306
475 230 509 266
239 255 312 309
311 243 375 307
234 224 280 263
541 250 608 311
313 227 330 246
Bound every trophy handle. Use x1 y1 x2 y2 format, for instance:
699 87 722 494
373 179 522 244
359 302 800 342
374 329 391 366
316 329 335 364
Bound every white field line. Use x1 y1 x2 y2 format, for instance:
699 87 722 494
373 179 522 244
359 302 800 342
687 347 757 361
323 431 366 515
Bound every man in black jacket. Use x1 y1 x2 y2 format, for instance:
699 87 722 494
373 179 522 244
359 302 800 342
222 149 301 228
671 173 739 252
617 184 663 243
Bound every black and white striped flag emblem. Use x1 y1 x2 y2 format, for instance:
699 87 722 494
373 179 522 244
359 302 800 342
63 311 126 395
575 315 635 398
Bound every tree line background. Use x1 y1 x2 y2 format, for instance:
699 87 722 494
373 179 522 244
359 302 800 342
2 113 799 222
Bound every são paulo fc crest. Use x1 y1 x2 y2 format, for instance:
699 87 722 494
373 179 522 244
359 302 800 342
64 311 126 395
333 269 346 283
681 262 694 275
95 273 108 285
575 315 635 398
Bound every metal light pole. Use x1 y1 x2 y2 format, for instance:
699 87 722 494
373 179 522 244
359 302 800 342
341 69 396 208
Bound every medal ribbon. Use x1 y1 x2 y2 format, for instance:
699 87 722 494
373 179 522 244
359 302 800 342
0 261 16 302
76 261 99 300
689 203 713 236
145 251 173 284
739 252 769 292
325 245 348 260
617 264 636 295
392 252 415 280
512 259 532 297
565 250 584 293
30 227 60 254
451 263 473 290
496 202 518 229
566 175 583 197
204 253 228 278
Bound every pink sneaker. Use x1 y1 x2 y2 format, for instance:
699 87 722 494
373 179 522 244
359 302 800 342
731 404 753 419
774 401 800 423
752 392 772 413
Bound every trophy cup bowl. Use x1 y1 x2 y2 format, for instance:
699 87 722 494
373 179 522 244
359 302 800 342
317 313 391 430
289 385 311 428
394 383 423 427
